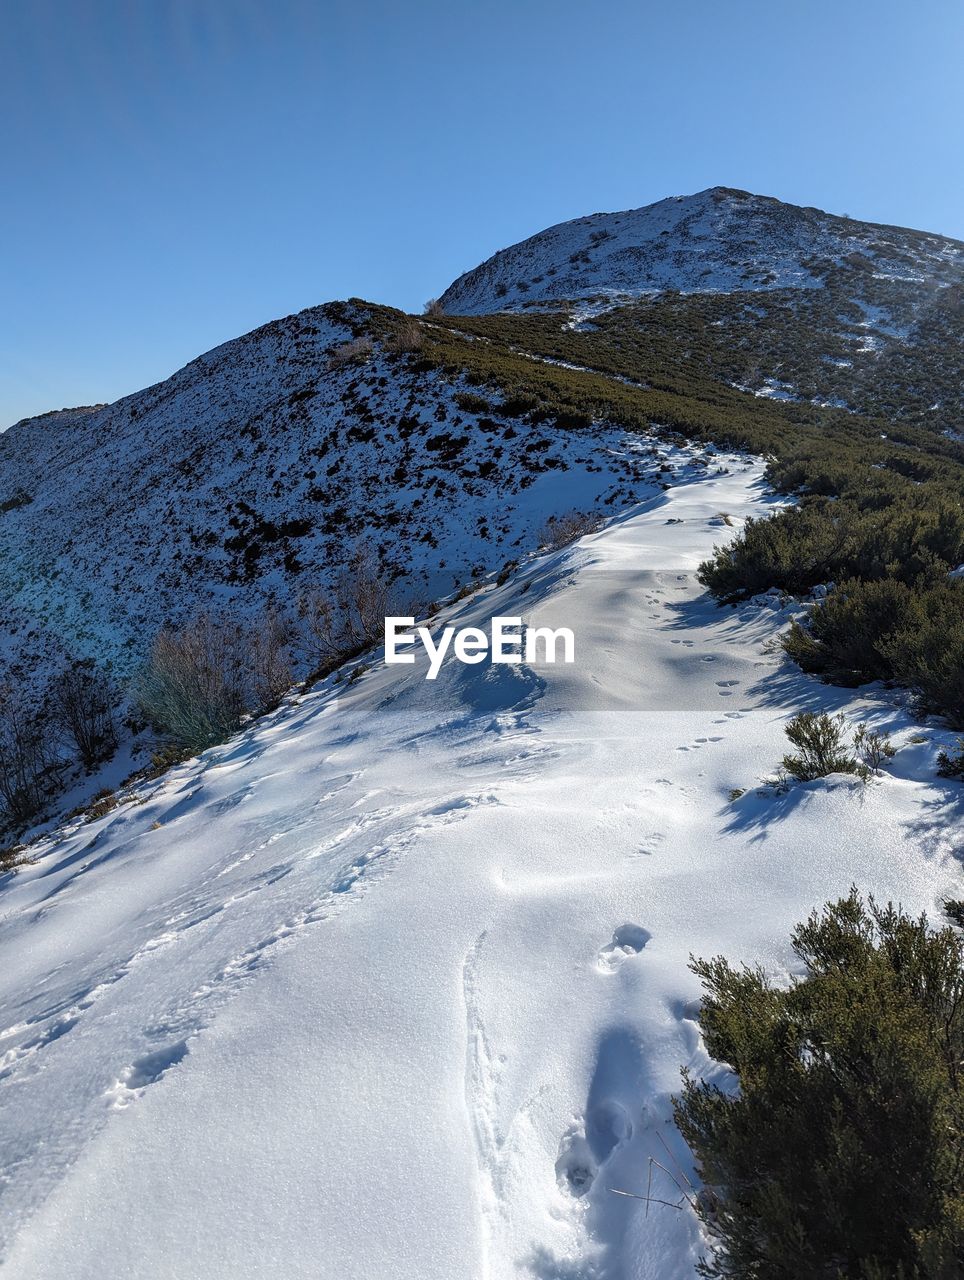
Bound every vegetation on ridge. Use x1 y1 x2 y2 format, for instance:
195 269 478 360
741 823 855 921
365 299 964 728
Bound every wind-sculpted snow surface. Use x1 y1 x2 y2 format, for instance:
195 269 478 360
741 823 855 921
0 459 960 1279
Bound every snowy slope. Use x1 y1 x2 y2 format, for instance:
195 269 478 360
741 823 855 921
438 186 963 317
1 456 958 1280
0 303 687 700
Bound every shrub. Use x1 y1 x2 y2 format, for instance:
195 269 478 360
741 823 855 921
698 503 860 601
852 722 896 773
539 510 599 550
249 604 296 713
422 298 445 317
454 390 491 415
326 336 373 370
133 614 250 754
0 840 29 873
700 502 964 605
781 710 861 780
883 594 964 728
944 899 964 928
84 787 118 822
937 742 964 779
782 577 915 683
384 319 424 356
0 685 58 826
675 891 964 1277
298 543 402 672
48 659 119 770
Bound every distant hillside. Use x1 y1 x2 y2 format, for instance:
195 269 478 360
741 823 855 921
438 187 964 428
439 186 962 316
0 303 684 697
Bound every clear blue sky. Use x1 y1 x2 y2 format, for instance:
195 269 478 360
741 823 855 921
2 0 962 429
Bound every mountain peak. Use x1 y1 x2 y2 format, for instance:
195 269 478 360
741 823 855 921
437 188 962 315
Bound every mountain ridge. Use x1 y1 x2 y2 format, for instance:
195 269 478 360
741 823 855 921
437 185 963 318
2 187 963 834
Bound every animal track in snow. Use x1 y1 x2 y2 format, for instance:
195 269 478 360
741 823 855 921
679 734 725 750
598 924 651 972
107 1039 190 1109
555 1099 634 1197
555 1123 598 1197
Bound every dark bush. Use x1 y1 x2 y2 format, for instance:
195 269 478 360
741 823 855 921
697 503 860 601
48 659 119 770
782 577 917 683
937 742 964 779
454 390 491 415
781 710 861 780
883 592 964 727
0 686 58 826
675 891 964 1277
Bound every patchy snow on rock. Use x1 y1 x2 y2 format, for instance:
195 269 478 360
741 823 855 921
438 187 963 317
0 457 958 1280
0 304 711 703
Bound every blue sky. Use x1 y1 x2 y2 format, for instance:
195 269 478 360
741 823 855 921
2 0 962 428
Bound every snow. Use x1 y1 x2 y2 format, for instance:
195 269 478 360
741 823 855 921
1 457 960 1279
437 187 963 318
0 305 703 707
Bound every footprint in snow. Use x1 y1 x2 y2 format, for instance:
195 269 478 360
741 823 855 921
599 924 651 972
634 832 664 857
107 1040 190 1109
555 1124 598 1197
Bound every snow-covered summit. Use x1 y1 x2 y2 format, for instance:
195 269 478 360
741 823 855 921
438 186 964 314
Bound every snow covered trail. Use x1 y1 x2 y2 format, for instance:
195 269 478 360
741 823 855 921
1 458 961 1280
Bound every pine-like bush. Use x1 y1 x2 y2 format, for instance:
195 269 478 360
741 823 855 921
675 891 964 1277
781 711 860 780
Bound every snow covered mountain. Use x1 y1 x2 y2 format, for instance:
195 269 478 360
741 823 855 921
2 189 960 713
438 186 963 319
437 188 964 431
0 303 685 699
2 458 957 1279
2 189 963 1277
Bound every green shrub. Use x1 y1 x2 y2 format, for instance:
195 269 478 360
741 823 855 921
853 722 896 773
883 596 964 727
937 742 964 779
784 578 964 726
782 577 917 683
781 711 861 780
675 891 964 1277
698 504 860 601
133 615 250 754
454 390 490 415
944 899 964 928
